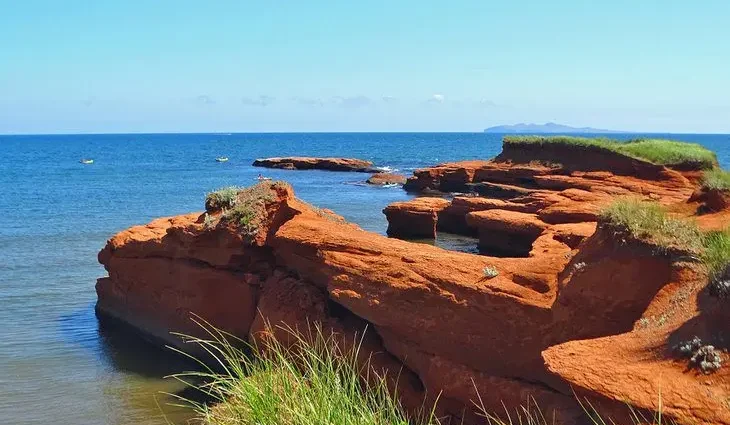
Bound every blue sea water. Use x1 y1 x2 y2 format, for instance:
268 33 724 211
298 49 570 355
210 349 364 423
1 132 729 425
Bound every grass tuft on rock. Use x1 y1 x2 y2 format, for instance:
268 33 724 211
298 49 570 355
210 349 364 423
703 228 730 279
504 136 717 169
205 186 242 210
169 321 436 425
204 182 282 237
599 198 704 254
701 168 730 191
601 199 730 280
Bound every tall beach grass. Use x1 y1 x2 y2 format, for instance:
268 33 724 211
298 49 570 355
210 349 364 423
166 319 437 425
701 168 730 191
164 319 678 425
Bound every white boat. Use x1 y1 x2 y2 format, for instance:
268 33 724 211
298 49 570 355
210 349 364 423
80 159 94 164
216 157 229 162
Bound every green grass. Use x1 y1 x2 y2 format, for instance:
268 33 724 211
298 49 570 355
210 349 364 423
703 229 730 278
504 136 718 169
600 198 730 278
204 182 279 236
168 320 436 425
206 186 242 210
599 198 704 254
701 168 730 191
167 320 677 425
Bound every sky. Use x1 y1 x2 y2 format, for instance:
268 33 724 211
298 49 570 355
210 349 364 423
1 1 729 134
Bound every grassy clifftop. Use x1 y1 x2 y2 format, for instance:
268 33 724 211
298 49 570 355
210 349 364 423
600 198 730 277
504 136 718 170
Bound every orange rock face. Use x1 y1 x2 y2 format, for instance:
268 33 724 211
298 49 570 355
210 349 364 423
98 144 729 425
382 197 450 238
252 157 377 172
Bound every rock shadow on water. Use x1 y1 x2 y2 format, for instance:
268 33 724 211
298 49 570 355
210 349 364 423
94 306 216 407
59 302 204 379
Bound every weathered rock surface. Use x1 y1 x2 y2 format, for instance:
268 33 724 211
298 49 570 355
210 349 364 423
365 173 407 185
387 140 700 261
689 186 730 212
252 157 378 172
98 142 730 424
382 197 450 238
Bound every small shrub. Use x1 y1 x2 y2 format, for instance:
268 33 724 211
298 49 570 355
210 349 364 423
483 265 499 279
203 212 216 229
701 168 730 191
675 336 722 374
205 182 282 239
205 186 241 210
599 198 703 254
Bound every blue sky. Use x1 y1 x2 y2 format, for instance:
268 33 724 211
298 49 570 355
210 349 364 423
1 1 729 134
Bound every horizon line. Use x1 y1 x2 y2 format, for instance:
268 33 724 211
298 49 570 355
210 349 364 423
2 130 730 137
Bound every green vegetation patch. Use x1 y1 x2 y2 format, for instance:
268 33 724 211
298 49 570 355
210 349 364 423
173 322 436 425
204 182 280 236
701 168 730 191
703 228 730 279
600 198 730 281
599 198 704 254
205 186 242 210
504 136 718 169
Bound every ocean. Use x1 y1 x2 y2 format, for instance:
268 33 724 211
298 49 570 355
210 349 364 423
1 132 728 424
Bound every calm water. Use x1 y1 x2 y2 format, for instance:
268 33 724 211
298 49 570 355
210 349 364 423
1 132 729 424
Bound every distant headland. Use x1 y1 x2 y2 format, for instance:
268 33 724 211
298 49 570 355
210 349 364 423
484 122 623 134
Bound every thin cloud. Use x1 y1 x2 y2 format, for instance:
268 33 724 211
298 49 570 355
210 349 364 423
475 99 497 108
194 95 216 105
332 95 373 109
242 95 275 106
291 96 325 107
425 94 445 104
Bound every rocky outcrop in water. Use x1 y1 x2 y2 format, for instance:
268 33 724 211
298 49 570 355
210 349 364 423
252 157 379 172
98 142 730 425
366 173 407 185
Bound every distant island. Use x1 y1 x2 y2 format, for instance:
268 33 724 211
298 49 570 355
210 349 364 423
484 122 623 134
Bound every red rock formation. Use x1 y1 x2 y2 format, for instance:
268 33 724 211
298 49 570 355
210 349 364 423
382 197 450 238
98 155 729 424
387 140 699 263
365 173 407 185
252 157 378 172
689 186 730 212
465 209 548 256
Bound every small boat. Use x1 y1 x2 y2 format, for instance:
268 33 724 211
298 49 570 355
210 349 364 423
80 159 94 164
215 157 229 162
256 174 272 181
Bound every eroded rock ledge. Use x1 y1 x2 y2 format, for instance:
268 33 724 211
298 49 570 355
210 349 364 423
98 148 730 424
252 157 379 172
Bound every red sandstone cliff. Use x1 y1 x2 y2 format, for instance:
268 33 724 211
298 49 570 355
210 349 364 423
97 147 730 424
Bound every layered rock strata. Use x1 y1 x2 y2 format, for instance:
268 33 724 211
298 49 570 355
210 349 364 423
98 147 729 424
